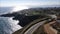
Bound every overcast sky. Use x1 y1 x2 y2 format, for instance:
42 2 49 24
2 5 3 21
0 0 60 7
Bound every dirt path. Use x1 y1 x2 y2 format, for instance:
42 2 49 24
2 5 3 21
44 21 57 34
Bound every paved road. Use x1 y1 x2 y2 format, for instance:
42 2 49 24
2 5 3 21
13 18 49 34
24 20 47 34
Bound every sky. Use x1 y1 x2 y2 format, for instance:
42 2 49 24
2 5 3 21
0 0 60 7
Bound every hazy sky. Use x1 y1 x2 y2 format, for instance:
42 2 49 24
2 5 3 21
0 0 60 7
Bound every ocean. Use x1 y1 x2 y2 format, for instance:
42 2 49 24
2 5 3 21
0 7 22 34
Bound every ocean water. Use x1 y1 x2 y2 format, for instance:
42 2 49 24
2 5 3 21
0 7 22 34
